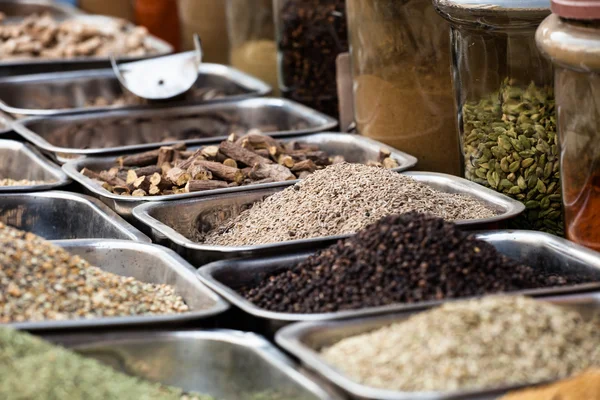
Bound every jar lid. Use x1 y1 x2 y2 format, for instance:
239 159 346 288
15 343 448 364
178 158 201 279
552 0 600 19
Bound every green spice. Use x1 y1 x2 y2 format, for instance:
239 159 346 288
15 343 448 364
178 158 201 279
463 79 563 235
0 328 214 400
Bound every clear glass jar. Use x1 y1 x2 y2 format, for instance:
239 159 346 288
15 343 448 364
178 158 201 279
537 9 600 250
434 0 563 235
226 0 279 95
347 0 461 175
274 0 348 118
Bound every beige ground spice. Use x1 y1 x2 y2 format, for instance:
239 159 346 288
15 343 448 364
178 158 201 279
321 296 600 392
201 163 495 246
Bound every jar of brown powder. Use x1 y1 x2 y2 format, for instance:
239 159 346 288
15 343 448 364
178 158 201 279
347 0 460 175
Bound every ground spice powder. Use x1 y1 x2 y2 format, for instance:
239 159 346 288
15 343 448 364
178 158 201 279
201 163 496 246
321 296 600 392
0 327 212 400
240 213 583 313
0 222 189 323
501 368 600 400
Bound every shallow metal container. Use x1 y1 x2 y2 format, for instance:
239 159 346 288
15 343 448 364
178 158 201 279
0 15 172 77
9 239 229 331
0 139 70 191
0 64 271 117
64 132 411 218
0 0 81 18
197 231 600 334
275 293 600 400
16 98 338 162
43 330 344 400
134 172 524 266
0 191 149 241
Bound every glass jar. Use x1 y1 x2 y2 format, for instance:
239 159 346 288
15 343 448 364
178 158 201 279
178 0 229 63
274 0 348 117
537 2 600 250
434 0 563 235
347 0 461 175
226 0 278 95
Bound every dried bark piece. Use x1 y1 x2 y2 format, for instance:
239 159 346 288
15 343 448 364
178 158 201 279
249 163 296 182
187 164 213 180
193 160 244 183
219 140 272 167
165 167 191 186
291 159 318 173
131 189 147 197
185 180 228 192
118 149 159 167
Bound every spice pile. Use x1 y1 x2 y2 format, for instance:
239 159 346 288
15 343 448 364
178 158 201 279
202 163 496 246
240 213 581 313
463 79 562 235
0 328 212 400
82 133 400 196
84 87 229 108
0 13 156 59
0 178 50 187
321 296 600 392
0 222 189 323
501 368 600 400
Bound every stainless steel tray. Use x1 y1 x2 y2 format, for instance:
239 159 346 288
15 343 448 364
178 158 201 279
0 15 172 77
0 139 70 191
8 239 229 331
0 191 150 242
275 292 600 400
197 231 600 335
15 97 338 160
134 172 524 265
0 64 271 117
43 330 344 400
0 0 82 18
64 132 411 218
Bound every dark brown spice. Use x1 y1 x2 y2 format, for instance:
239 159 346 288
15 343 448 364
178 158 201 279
277 0 348 117
240 212 589 313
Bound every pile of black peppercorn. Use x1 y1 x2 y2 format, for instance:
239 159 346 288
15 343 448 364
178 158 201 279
240 212 585 313
277 0 348 118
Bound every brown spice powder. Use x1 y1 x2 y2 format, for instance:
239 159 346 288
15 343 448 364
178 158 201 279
501 368 600 400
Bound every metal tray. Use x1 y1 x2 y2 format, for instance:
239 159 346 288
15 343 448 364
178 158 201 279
15 97 338 161
133 172 524 266
0 0 82 18
64 132 412 218
0 191 150 242
0 15 172 77
8 239 229 331
0 64 271 117
0 139 70 191
43 330 344 400
275 292 600 400
197 231 600 335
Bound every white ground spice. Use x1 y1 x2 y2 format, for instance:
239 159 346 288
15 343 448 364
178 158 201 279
202 163 496 246
0 222 189 323
320 296 600 392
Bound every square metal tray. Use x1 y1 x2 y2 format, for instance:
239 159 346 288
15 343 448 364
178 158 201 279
197 231 600 335
8 239 229 331
0 14 173 77
0 139 70 191
0 191 150 242
0 64 271 117
134 172 524 266
15 97 338 161
275 293 600 400
43 329 344 400
65 132 414 218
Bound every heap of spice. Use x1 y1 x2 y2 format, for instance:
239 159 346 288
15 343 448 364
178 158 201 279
240 213 582 313
0 13 156 59
201 163 496 246
82 132 400 197
0 178 51 187
0 327 212 399
321 296 600 392
463 79 562 235
501 368 600 400
0 222 189 323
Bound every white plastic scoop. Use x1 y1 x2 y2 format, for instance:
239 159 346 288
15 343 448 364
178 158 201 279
110 35 203 101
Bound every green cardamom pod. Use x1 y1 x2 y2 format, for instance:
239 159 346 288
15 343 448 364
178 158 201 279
536 179 547 194
521 158 535 168
508 186 521 195
525 200 540 209
540 196 551 209
517 176 527 190
509 161 520 173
